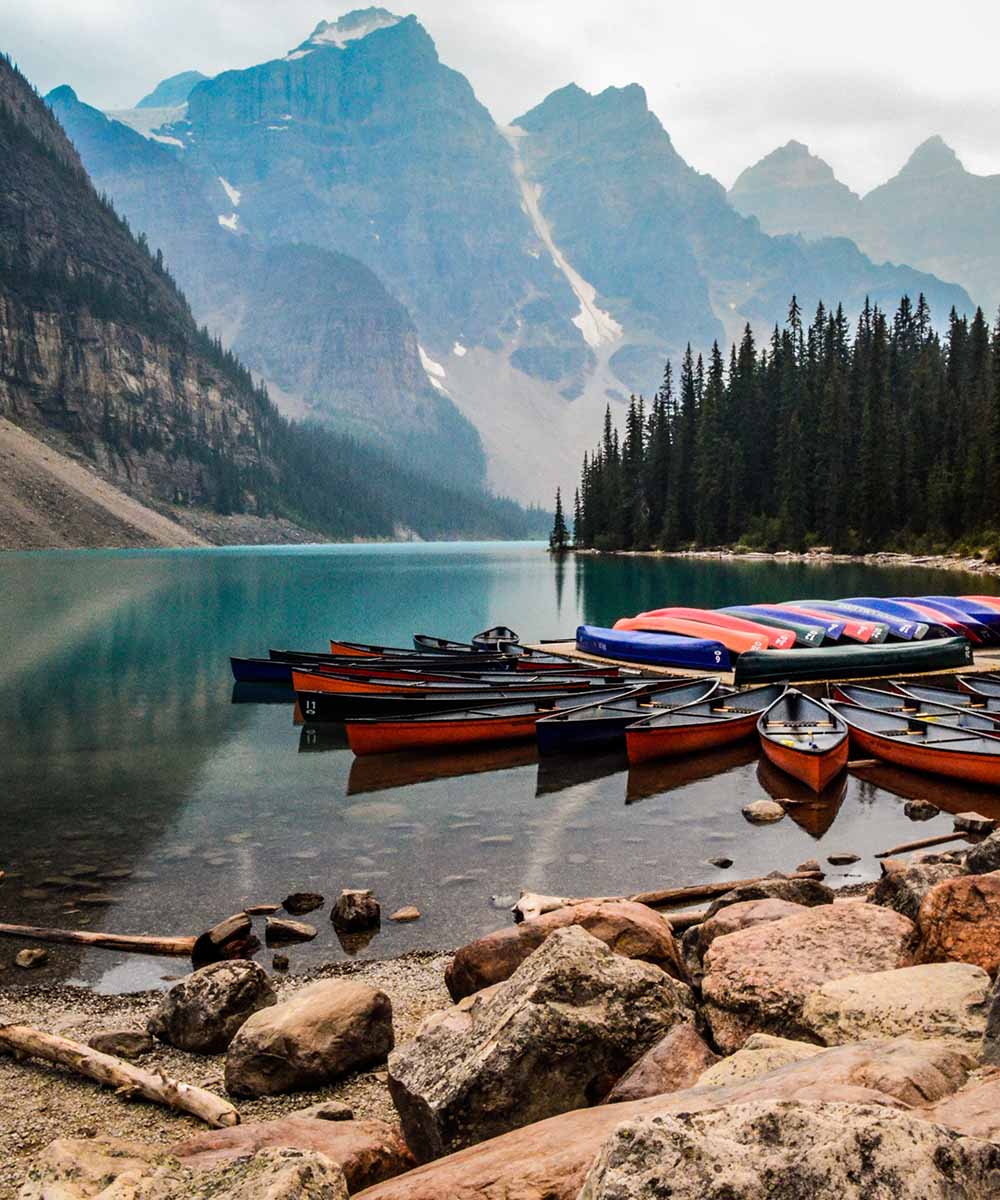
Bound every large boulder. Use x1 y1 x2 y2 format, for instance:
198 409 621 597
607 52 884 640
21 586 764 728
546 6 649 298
389 925 694 1161
917 872 1000 976
577 1100 1000 1200
147 961 276 1054
925 1070 1000 1141
225 979 394 1098
444 899 686 1001
871 861 968 921
357 1037 972 1200
603 1023 718 1104
682 898 806 982
19 1138 348 1200
696 1033 823 1087
802 962 991 1046
701 902 917 1052
173 1117 413 1191
965 830 1000 874
702 875 833 918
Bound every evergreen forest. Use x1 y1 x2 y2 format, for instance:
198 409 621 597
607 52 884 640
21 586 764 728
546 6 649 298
569 296 1000 556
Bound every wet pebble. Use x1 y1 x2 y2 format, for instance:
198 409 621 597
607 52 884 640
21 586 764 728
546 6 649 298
827 852 861 866
709 856 734 869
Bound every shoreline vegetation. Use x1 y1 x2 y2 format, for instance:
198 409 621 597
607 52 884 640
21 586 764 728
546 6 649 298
564 294 1000 566
568 544 1000 578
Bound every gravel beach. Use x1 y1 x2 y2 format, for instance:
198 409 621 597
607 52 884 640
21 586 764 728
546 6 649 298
0 951 451 1199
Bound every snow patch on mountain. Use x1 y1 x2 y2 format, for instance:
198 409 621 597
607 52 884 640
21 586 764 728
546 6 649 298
500 124 622 350
218 177 241 206
419 345 447 378
453 342 467 357
287 8 401 58
218 213 239 231
105 104 187 141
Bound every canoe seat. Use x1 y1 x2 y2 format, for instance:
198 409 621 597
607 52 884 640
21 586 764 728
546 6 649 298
766 720 835 730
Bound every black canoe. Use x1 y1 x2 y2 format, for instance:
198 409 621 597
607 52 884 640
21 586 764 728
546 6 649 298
535 678 723 755
235 652 519 684
295 683 622 723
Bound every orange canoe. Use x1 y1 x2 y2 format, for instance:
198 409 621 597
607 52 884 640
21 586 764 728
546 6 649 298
757 690 848 792
615 615 768 655
826 699 1000 787
637 607 795 649
625 684 787 765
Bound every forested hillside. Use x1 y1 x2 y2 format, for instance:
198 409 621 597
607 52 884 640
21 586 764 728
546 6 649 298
573 296 1000 555
0 53 544 545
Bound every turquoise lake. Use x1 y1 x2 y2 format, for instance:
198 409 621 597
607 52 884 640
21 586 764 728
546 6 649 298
3 541 1000 992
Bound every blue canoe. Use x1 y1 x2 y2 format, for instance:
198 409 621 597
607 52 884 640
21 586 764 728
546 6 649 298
796 599 928 641
921 597 1000 634
232 656 296 683
848 596 989 643
906 597 998 643
576 625 731 672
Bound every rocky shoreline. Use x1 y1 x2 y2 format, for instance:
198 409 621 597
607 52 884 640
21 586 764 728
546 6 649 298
4 840 1000 1197
573 545 1000 578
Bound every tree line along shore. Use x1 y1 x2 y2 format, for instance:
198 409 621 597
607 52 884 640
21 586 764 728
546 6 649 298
561 294 1000 560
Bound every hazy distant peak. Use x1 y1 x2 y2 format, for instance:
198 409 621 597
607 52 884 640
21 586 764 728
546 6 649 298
732 139 851 194
514 81 650 134
897 134 963 179
46 84 79 106
288 8 402 58
136 70 207 109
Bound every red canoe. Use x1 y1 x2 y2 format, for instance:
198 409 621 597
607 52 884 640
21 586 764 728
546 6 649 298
757 690 848 792
625 684 787 765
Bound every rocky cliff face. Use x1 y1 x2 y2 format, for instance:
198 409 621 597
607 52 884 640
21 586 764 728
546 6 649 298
49 82 486 489
730 136 1000 316
2 54 539 542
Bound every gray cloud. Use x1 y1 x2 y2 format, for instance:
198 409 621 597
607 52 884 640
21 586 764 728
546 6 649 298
6 0 1000 193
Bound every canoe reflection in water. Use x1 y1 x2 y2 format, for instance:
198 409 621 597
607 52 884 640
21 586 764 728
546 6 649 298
345 741 536 795
231 681 296 706
625 742 758 805
755 756 847 838
535 751 627 797
850 760 1000 822
298 723 350 753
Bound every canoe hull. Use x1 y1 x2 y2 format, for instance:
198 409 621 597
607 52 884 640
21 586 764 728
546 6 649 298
843 723 1000 787
577 626 730 672
347 711 542 755
625 710 758 765
760 733 849 792
734 637 972 684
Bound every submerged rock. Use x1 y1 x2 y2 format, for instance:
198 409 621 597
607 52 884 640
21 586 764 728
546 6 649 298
331 889 381 931
741 799 785 824
283 892 325 915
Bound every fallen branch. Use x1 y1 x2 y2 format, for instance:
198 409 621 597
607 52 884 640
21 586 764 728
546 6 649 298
0 923 196 956
512 870 824 922
0 1024 239 1128
630 870 824 909
874 832 969 860
660 908 708 933
0 912 257 966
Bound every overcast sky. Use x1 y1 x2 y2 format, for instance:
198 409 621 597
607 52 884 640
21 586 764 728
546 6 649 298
7 0 1000 193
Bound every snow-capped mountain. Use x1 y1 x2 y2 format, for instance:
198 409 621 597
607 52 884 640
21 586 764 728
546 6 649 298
49 9 973 503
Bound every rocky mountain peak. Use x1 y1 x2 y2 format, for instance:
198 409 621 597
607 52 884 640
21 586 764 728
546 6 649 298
897 135 963 180
289 8 402 57
731 140 852 194
136 70 208 109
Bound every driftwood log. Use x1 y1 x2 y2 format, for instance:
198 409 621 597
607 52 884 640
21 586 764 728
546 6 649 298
0 1024 239 1128
0 912 257 965
512 870 824 922
874 831 970 860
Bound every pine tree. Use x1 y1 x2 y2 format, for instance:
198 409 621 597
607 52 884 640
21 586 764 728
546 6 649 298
548 487 569 553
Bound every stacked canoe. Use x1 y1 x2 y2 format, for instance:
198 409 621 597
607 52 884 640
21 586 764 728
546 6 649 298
577 593 1000 681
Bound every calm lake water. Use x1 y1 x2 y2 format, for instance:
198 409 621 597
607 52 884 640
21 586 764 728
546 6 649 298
3 541 1000 993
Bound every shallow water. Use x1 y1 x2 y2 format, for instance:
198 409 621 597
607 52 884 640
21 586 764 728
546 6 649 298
2 541 999 992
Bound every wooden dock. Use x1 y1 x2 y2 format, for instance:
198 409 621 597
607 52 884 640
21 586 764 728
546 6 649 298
530 642 1000 689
